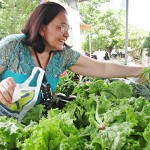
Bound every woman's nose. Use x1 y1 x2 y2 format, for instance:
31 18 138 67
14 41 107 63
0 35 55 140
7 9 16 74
63 30 70 38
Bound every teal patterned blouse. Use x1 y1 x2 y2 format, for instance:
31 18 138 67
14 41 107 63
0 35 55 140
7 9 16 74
0 34 80 104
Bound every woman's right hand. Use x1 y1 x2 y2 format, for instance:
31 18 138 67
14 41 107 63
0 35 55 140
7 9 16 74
0 77 16 106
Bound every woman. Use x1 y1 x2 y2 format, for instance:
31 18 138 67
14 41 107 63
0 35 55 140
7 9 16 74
0 2 145 108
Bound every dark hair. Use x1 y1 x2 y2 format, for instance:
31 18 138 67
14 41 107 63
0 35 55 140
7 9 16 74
22 2 67 53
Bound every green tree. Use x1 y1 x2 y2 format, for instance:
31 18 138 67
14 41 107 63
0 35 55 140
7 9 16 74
0 0 38 38
80 1 125 54
79 0 148 57
142 33 150 57
128 25 148 58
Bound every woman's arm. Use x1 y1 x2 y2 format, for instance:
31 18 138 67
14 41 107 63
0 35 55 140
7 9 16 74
69 54 144 78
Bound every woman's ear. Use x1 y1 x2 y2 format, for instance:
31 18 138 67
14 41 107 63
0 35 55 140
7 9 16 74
39 25 45 37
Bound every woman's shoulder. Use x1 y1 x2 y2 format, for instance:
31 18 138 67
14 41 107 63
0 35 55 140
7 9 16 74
0 34 25 43
0 34 26 52
61 46 80 55
55 46 80 68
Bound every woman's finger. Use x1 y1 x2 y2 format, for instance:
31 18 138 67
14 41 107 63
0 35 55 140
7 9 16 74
6 77 16 89
0 77 16 104
0 83 12 102
2 78 16 98
0 90 11 106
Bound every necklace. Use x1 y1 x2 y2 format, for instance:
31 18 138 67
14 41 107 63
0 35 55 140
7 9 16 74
34 50 53 102
34 50 52 70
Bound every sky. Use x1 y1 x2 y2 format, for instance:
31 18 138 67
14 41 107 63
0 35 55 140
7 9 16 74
82 0 150 31
128 0 150 31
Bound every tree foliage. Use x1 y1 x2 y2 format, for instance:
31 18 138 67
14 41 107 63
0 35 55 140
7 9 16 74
79 0 148 56
0 0 38 38
142 33 150 57
128 25 148 58
79 1 125 54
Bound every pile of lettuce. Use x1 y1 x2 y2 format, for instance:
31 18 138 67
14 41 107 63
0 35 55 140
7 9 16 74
0 79 150 150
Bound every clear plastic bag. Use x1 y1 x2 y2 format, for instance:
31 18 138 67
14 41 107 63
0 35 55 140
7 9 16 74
0 67 45 121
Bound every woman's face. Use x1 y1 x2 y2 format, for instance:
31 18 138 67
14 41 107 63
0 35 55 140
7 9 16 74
40 11 70 51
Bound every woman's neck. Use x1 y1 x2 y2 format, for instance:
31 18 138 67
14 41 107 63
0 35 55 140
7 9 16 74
29 47 52 70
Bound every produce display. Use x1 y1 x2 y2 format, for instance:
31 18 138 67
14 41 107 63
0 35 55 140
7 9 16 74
138 67 150 84
0 69 150 150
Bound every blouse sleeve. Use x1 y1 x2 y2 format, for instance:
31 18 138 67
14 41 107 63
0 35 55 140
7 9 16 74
0 34 19 69
62 47 81 70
